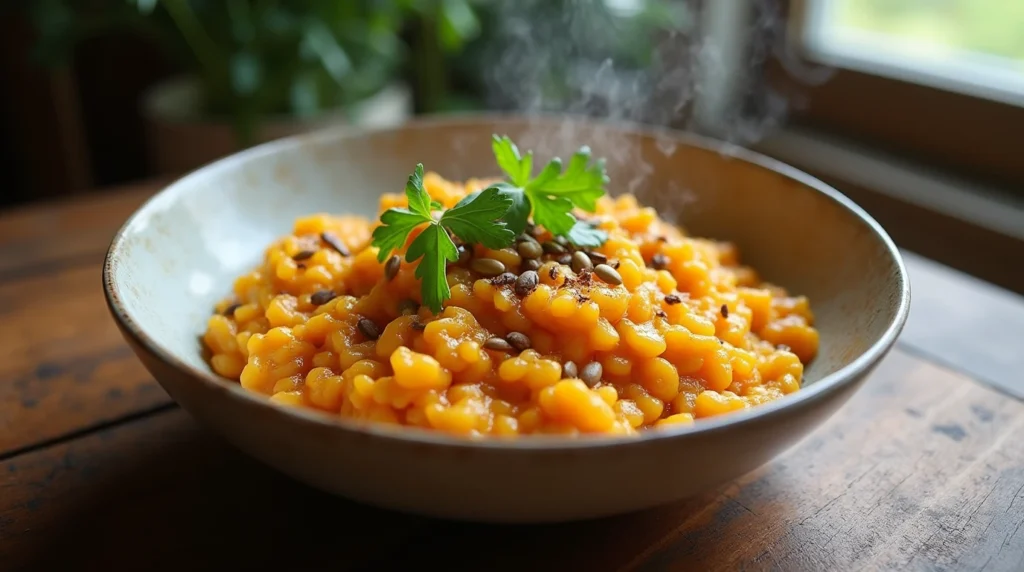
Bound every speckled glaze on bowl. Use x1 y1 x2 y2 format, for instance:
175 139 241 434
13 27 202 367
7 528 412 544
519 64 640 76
103 114 910 523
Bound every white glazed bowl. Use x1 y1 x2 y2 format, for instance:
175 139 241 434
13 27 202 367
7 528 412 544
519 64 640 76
104 114 910 523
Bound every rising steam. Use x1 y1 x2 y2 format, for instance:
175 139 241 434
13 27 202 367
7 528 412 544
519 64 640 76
473 0 833 146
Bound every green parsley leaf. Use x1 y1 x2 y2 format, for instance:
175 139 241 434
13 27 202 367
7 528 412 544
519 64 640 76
405 224 458 314
532 147 607 212
442 186 516 249
496 183 532 236
490 135 610 246
371 163 518 314
529 194 576 236
371 208 430 262
404 163 433 218
491 135 533 187
565 220 606 248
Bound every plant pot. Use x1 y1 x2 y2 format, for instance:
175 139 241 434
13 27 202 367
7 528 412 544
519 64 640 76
141 75 413 175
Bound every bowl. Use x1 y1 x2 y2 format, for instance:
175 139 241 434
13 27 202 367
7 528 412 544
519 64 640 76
103 114 910 523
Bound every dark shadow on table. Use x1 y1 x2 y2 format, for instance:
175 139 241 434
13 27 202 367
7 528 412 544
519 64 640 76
22 414 790 572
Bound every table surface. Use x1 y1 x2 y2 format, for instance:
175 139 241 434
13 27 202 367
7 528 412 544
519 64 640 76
2 182 1024 572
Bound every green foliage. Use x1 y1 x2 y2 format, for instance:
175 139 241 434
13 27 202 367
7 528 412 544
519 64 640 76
25 0 412 144
372 163 515 313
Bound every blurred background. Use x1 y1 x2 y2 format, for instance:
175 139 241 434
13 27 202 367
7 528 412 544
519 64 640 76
1 0 1022 291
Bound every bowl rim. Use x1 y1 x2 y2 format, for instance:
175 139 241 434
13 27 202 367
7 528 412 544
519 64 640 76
103 111 911 451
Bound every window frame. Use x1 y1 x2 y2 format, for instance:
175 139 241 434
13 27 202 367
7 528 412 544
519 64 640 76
776 0 1024 189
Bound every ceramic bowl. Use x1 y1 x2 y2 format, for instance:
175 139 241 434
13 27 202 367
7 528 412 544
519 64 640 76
103 114 910 523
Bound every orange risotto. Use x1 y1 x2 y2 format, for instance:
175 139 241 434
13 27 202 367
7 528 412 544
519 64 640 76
203 172 819 437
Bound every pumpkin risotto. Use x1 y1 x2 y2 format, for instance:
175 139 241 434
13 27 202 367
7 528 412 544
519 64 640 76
203 172 819 437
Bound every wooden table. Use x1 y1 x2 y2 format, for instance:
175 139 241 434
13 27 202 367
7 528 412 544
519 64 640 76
3 182 1023 572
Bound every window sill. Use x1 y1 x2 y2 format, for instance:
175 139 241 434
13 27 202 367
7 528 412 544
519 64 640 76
755 126 1024 294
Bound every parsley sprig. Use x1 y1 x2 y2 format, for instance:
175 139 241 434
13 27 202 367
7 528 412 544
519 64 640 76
371 164 515 312
490 135 609 247
370 135 610 314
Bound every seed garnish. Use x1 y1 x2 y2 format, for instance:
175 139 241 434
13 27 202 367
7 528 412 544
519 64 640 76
556 253 572 265
506 331 531 352
320 232 350 256
357 317 382 340
594 264 622 286
310 290 336 306
484 337 513 351
471 257 506 276
411 320 426 331
384 255 401 281
491 272 518 286
587 251 608 265
665 294 682 305
721 304 729 318
515 270 539 297
651 253 669 270
580 361 603 387
517 240 543 260
293 249 316 261
570 251 593 273
542 241 567 254
522 258 542 271
562 360 578 379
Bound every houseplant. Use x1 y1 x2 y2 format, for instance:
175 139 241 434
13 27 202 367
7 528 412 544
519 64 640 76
27 0 415 173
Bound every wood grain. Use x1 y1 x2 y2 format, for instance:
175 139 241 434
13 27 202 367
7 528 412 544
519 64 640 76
0 408 427 572
0 264 172 456
2 349 1022 572
900 252 1024 400
0 183 171 456
0 183 159 280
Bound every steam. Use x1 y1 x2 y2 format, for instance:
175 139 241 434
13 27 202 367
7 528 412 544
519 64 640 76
474 0 833 146
468 0 833 219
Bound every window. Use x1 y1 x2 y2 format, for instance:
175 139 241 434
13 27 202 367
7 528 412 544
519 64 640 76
780 0 1024 188
803 0 1024 107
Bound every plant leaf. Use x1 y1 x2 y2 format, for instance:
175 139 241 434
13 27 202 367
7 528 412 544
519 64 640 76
405 223 459 314
528 194 576 236
491 135 533 187
404 163 433 218
371 208 429 262
441 185 515 249
566 220 608 247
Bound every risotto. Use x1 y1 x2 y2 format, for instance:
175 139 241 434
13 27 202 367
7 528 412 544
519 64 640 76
203 170 819 437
